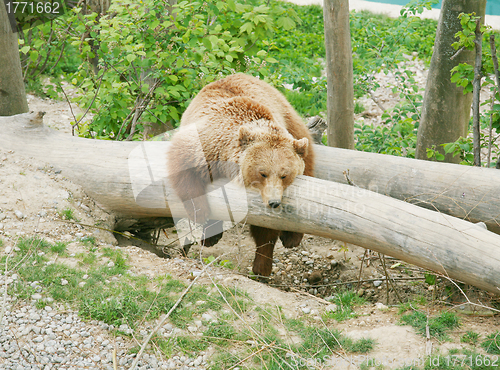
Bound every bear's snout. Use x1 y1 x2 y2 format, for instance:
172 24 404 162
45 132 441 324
268 200 281 208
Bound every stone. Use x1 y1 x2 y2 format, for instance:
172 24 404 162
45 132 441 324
14 210 25 219
307 270 322 284
325 304 337 313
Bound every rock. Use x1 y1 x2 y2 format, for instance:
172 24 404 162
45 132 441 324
375 302 388 310
14 210 25 219
31 294 42 300
0 223 3 230
61 279 69 286
330 260 338 268
357 288 365 296
307 270 322 284
325 304 337 313
0 214 6 221
301 307 311 314
373 280 383 287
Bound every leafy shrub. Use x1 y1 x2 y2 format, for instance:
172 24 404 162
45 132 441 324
67 0 298 139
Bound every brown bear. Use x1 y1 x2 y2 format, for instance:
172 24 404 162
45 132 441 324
167 73 315 277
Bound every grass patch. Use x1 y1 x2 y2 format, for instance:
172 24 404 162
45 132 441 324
59 207 79 221
399 310 460 341
482 332 500 355
203 322 239 346
461 331 480 346
324 290 366 321
77 251 97 265
284 317 374 365
5 236 376 368
50 242 67 255
81 235 97 247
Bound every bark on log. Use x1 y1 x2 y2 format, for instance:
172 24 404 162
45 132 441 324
1 112 500 294
314 146 500 235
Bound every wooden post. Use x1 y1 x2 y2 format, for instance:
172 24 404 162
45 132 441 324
323 0 354 149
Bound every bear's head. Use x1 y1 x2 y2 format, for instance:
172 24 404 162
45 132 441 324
238 125 309 209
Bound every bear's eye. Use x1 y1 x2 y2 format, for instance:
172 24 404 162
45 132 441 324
281 175 287 179
260 173 267 178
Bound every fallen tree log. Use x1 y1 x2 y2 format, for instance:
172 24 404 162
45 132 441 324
1 112 500 294
314 146 500 235
2 112 499 233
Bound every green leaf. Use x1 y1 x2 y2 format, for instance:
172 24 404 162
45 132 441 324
29 50 39 62
277 16 295 30
126 54 136 63
265 57 278 63
240 22 254 34
202 37 212 50
443 143 455 154
20 46 30 54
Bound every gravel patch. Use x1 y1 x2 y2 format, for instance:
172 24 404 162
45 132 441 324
0 275 209 370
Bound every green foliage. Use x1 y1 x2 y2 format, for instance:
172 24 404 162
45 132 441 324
400 310 460 341
203 322 237 346
482 332 500 354
354 101 365 114
461 331 480 345
355 118 418 157
450 63 475 94
202 255 234 269
50 242 67 255
427 133 498 166
442 137 476 165
59 207 79 221
324 290 366 321
18 19 78 98
67 0 296 139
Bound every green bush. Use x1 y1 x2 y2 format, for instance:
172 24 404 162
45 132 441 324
66 0 298 139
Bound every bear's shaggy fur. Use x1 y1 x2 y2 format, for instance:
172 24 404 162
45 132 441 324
167 73 315 276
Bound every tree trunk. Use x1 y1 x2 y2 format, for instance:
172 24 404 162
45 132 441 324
0 3 29 116
416 0 486 163
323 0 354 149
1 113 500 294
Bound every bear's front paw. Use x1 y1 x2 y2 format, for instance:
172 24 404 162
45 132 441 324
200 219 224 247
184 197 210 224
280 231 303 248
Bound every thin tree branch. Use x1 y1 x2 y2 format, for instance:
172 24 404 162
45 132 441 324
472 18 483 166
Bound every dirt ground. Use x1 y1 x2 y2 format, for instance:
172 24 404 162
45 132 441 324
0 90 499 368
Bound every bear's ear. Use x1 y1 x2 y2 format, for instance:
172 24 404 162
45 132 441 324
239 126 257 148
293 137 309 157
